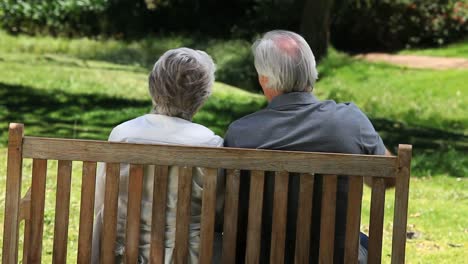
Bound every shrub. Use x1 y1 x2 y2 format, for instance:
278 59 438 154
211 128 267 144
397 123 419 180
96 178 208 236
331 0 468 52
0 0 109 35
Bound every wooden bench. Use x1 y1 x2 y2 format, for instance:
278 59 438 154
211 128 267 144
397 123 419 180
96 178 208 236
2 123 412 264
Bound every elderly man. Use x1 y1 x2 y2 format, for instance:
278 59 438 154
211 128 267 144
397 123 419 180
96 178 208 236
92 48 224 263
224 30 392 263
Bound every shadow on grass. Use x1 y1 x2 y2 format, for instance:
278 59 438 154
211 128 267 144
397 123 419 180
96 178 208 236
0 82 150 143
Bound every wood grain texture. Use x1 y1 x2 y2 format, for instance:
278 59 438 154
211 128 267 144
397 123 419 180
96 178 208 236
368 178 386 264
19 189 31 220
344 176 364 264
199 168 218 264
150 165 169 264
222 169 241 264
270 171 289 264
2 123 24 264
23 137 397 177
245 170 265 264
28 159 48 264
101 163 120 264
125 164 144 264
174 167 193 264
53 160 73 264
318 175 337 264
294 173 314 264
23 219 31 264
391 145 412 264
20 188 32 264
77 161 97 264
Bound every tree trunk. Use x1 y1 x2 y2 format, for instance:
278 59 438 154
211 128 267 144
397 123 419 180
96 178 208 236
299 0 334 62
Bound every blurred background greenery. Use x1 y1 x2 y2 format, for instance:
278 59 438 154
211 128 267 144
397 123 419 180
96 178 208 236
0 0 467 263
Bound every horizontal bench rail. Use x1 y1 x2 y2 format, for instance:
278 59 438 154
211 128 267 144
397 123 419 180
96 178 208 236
22 137 397 177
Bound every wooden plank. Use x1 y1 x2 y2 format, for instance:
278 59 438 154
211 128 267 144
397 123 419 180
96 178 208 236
344 176 364 264
23 137 397 177
23 219 31 264
199 168 218 264
245 170 265 264
19 189 31 220
318 174 337 264
150 165 169 264
2 123 24 264
221 169 241 264
174 166 193 264
368 178 386 264
101 163 120 264
391 145 412 264
294 173 314 264
270 171 289 264
28 159 48 263
20 188 31 263
20 189 32 264
52 160 73 264
125 164 144 264
77 161 97 264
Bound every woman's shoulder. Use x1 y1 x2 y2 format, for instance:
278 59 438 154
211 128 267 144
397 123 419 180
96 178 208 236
109 114 223 147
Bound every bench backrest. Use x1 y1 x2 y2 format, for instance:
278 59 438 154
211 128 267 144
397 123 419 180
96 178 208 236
2 123 412 264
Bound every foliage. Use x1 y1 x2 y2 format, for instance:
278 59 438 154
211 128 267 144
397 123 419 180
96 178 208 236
332 0 468 52
0 0 110 35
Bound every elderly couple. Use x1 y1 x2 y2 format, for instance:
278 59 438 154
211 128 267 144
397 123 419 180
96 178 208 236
92 30 392 263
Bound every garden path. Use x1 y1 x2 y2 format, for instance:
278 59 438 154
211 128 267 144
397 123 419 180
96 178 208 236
355 53 468 70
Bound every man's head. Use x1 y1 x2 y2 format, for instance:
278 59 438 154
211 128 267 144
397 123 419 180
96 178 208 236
252 30 318 101
149 47 215 120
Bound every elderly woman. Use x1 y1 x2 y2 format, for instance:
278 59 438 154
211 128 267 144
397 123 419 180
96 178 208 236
92 48 223 263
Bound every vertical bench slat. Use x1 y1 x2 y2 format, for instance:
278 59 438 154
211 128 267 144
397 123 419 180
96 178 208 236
125 164 144 264
245 170 265 264
269 171 289 264
28 158 48 263
294 173 314 264
101 163 120 264
23 219 31 264
344 176 364 264
199 168 218 264
150 165 169 264
175 166 193 264
319 174 337 264
2 123 24 264
368 178 386 264
222 169 240 264
21 189 32 264
52 160 72 264
77 161 97 264
391 145 412 264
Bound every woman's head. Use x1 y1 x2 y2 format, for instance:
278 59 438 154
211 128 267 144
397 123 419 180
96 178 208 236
149 48 215 120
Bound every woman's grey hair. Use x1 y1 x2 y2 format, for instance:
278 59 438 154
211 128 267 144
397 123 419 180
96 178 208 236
149 47 215 120
252 30 318 93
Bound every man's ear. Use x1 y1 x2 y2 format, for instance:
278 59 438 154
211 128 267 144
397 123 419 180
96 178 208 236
258 75 269 89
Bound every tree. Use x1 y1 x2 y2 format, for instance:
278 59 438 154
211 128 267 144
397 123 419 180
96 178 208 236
299 0 335 62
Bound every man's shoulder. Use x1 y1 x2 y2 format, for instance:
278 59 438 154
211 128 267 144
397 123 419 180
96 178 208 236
228 108 271 132
224 108 272 147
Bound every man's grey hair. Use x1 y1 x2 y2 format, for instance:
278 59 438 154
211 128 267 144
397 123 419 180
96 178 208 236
252 30 318 93
149 47 215 120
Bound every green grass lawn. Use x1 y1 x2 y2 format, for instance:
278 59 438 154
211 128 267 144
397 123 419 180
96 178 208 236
399 40 468 58
0 31 467 262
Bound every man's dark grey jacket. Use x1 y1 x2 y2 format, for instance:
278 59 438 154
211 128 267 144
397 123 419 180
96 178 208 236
224 92 385 263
